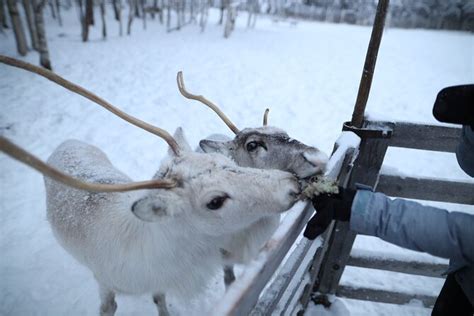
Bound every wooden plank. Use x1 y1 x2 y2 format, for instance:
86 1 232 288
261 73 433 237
316 137 389 295
249 238 319 316
337 285 437 307
377 174 474 205
380 121 462 152
298 149 358 311
347 255 448 278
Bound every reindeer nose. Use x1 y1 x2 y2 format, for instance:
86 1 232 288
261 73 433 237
302 150 328 172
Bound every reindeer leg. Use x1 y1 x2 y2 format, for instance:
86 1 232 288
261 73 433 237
223 265 236 289
99 285 117 316
153 293 170 316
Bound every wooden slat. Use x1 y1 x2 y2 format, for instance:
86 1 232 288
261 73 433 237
347 255 448 278
337 285 437 307
316 137 389 294
378 174 474 205
249 238 318 316
383 122 462 152
298 149 358 310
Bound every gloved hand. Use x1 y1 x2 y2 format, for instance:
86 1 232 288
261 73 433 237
303 187 357 240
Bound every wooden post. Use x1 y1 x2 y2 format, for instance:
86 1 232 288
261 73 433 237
315 137 389 295
351 0 390 128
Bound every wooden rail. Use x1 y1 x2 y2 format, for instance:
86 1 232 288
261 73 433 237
378 174 474 205
370 121 462 152
337 285 437 307
347 255 448 278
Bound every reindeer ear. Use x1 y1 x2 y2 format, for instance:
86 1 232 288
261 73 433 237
169 127 192 156
200 139 230 153
131 194 178 222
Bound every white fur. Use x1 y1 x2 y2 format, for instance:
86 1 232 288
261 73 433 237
199 126 328 272
45 131 299 314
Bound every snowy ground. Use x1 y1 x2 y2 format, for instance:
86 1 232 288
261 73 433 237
1 7 473 316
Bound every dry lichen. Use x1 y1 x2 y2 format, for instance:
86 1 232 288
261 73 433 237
301 176 339 200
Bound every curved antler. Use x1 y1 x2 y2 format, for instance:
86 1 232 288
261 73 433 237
263 108 270 126
0 137 177 192
176 71 240 135
0 55 181 156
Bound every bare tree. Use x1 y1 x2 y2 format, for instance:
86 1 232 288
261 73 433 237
140 0 146 29
99 0 106 38
166 0 171 30
31 0 52 69
0 0 8 31
158 0 163 23
6 0 28 56
76 0 88 41
85 0 93 26
199 0 209 31
112 0 123 35
223 2 236 38
48 0 56 19
54 0 62 26
22 0 39 50
218 0 229 24
246 0 258 28
127 0 134 35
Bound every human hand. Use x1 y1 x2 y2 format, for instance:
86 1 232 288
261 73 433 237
303 187 356 240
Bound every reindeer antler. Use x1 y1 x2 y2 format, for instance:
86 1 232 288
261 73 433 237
0 55 181 156
263 108 270 126
176 71 240 134
0 137 177 192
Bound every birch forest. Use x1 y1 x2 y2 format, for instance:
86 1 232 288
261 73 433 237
1 0 472 71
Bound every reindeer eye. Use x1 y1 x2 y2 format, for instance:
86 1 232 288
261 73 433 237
246 141 259 152
206 195 229 210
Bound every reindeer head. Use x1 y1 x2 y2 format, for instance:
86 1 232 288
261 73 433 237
199 127 327 178
177 72 328 179
131 132 300 236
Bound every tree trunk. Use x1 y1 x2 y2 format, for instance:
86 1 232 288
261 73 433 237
22 0 39 50
141 0 146 29
54 0 62 26
112 0 120 20
218 0 227 24
32 0 52 69
112 0 122 36
85 0 93 26
49 0 56 19
76 0 88 41
0 0 8 30
166 0 170 31
189 0 194 22
134 0 140 17
100 0 106 38
158 0 163 23
6 0 28 55
199 0 209 32
127 0 133 34
151 0 156 19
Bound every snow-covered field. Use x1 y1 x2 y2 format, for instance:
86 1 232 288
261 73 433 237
1 7 473 316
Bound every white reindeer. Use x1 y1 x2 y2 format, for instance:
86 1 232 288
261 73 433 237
0 56 301 316
176 73 328 286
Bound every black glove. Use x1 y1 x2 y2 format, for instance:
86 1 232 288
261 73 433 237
303 187 356 240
